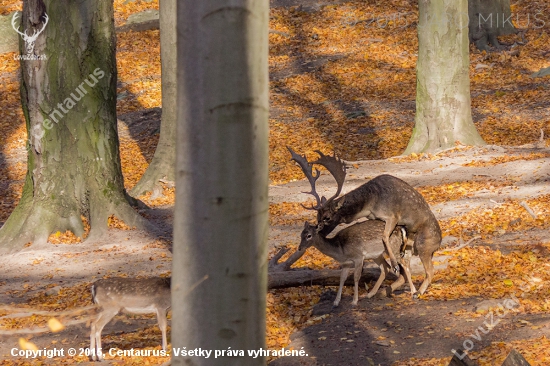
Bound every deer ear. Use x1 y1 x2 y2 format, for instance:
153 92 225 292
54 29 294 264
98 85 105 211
304 221 310 229
320 196 327 204
335 196 345 209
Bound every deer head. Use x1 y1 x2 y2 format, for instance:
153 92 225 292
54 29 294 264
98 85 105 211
12 12 49 54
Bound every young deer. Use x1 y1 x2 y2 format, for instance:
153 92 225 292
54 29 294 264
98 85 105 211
300 220 414 306
90 277 171 361
288 147 441 298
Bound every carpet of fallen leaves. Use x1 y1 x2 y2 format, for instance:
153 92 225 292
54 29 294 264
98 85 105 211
391 243 550 366
427 245 550 308
463 152 550 167
395 336 550 366
441 195 550 240
1 0 550 364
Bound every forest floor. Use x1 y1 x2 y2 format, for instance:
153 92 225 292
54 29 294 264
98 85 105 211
0 0 549 365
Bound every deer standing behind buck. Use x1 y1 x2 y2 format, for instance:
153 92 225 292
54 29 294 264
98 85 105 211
300 220 415 306
89 277 171 361
288 147 441 298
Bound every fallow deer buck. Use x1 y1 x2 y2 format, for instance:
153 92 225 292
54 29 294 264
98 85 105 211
300 220 414 306
287 147 441 298
90 277 171 361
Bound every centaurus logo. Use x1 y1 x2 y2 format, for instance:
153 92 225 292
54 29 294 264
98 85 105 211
11 12 49 54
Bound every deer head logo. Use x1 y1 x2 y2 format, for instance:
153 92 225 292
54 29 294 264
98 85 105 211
12 12 49 54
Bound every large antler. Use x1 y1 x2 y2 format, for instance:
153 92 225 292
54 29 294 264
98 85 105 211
311 150 347 205
287 147 322 210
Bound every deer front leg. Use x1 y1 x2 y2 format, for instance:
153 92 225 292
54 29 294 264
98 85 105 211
383 218 400 274
351 258 364 306
334 265 351 307
366 257 387 298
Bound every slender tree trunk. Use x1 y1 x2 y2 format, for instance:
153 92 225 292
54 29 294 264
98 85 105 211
0 0 145 252
469 0 516 51
129 0 176 197
404 0 486 154
172 1 269 365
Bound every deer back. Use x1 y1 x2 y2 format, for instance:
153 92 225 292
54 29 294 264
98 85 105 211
336 219 404 260
92 277 171 313
300 220 404 263
320 174 438 234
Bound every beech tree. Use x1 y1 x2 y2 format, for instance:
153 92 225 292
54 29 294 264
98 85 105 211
0 0 144 252
404 0 486 154
129 0 176 197
171 0 269 365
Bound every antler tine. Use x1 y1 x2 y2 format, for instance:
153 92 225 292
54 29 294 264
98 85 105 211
287 146 322 210
311 150 347 203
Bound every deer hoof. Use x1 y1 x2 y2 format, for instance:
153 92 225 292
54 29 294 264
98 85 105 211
392 265 400 275
412 292 419 299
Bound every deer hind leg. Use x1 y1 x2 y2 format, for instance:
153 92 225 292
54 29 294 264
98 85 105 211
157 308 169 350
382 217 400 273
351 258 364 306
90 308 119 361
413 225 440 297
366 256 387 298
417 245 437 296
398 248 417 297
90 319 96 361
334 264 352 307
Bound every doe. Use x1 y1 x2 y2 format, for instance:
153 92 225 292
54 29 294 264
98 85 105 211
89 277 171 361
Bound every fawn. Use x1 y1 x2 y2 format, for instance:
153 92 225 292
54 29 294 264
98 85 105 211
300 220 414 306
288 147 441 298
89 277 171 361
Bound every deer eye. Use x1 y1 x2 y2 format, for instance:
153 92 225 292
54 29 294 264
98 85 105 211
306 234 312 240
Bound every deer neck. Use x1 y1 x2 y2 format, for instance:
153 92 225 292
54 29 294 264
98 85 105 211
312 234 346 263
338 185 378 222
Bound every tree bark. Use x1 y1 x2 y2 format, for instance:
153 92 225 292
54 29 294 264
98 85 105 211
501 349 531 366
129 0 176 197
404 0 486 154
469 0 516 51
448 350 479 366
0 0 145 252
268 267 390 289
172 0 269 365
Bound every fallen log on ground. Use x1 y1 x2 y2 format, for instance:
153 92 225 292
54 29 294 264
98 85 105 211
268 266 397 289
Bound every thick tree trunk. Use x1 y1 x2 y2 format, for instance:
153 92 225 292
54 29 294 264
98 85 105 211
404 0 486 154
469 0 516 51
129 0 176 197
268 267 390 289
0 0 145 252
172 0 269 365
